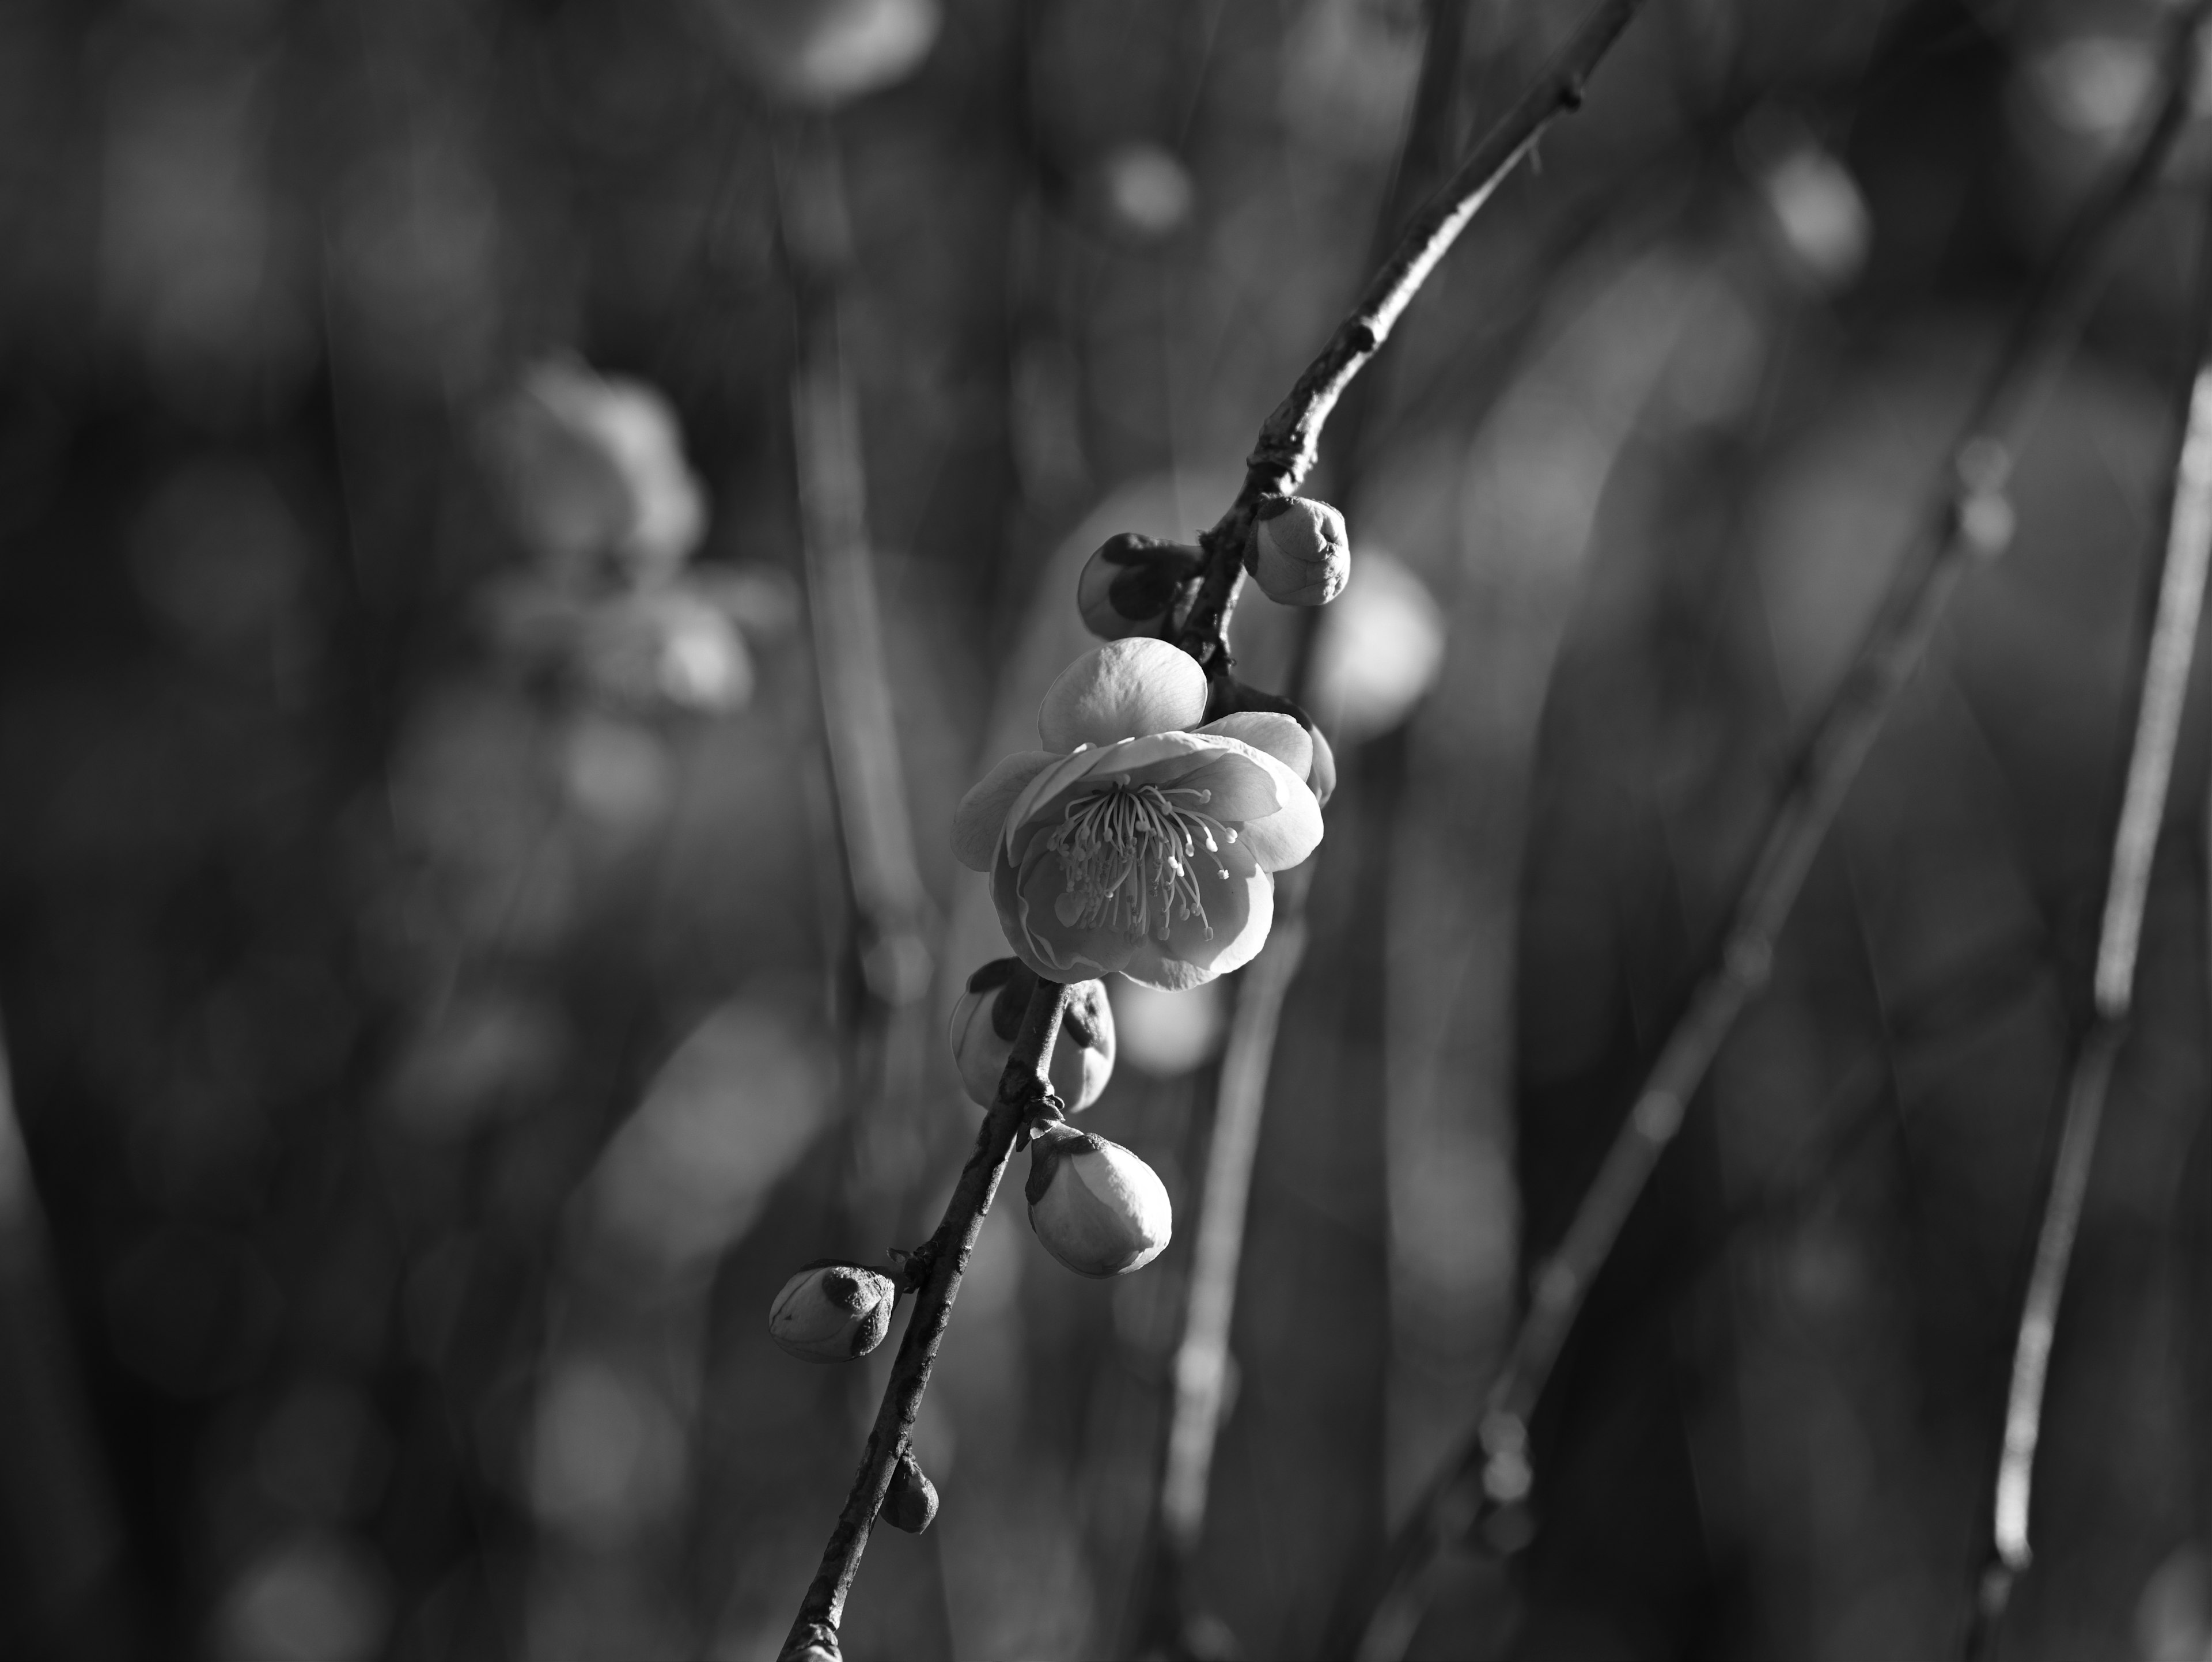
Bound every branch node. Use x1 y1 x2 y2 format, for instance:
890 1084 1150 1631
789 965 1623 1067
888 1244 933 1295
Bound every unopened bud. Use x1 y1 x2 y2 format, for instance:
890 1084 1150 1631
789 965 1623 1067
881 1448 939 1534
1026 1124 1171 1277
1077 533 1205 641
949 961 1115 1111
1249 496 1350 606
768 1261 896 1362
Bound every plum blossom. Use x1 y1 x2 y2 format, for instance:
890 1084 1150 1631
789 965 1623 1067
953 639 1324 990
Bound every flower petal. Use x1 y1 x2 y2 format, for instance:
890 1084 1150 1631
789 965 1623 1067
954 751 1059 872
1037 639 1207 751
1003 747 1114 865
1184 747 1320 872
1196 713 1312 781
994 843 1138 982
1122 857 1272 990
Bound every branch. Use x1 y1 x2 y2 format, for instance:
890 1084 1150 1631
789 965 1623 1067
1964 150 2212 1662
1174 0 1652 675
780 979 1071 1660
1342 9 2212 1656
778 124 935 1010
782 5 1658 1652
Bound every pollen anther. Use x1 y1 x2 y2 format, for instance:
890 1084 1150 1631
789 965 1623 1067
1046 781 1235 940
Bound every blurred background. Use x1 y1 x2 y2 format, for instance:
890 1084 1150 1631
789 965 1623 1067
4 0 2212 1658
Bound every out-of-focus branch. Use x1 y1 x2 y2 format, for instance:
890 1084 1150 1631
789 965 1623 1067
777 126 935 1013
1963 161 2212 1662
0 1022 127 1653
781 979 1070 1660
1141 3 1479 1653
1343 10 2212 1659
1175 0 1650 679
1144 904 1310 1656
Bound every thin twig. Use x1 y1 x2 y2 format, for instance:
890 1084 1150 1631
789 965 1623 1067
778 124 935 1013
1342 10 2212 1658
1147 910 1311 1624
1174 0 1652 676
1964 160 2212 1662
780 979 1070 1660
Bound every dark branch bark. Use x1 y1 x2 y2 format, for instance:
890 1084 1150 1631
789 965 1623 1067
780 979 1071 1660
1173 0 1652 677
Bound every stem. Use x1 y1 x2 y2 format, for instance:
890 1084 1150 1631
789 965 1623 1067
780 979 1071 1660
1342 9 2212 1657
1156 910 1311 1536
778 123 935 1012
1964 162 2212 1662
1173 0 1652 676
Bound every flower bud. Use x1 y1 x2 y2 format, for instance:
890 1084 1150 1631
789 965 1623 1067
1077 533 1205 641
1249 496 1350 606
1026 1125 1171 1277
1038 637 1207 751
768 1261 896 1362
881 1448 939 1534
949 961 1115 1112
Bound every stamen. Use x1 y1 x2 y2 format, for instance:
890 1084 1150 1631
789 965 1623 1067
1046 779 1237 941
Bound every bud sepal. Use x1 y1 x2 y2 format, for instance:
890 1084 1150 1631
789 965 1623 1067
1077 532 1206 640
881 1447 940 1534
949 959 1115 1111
768 1260 899 1362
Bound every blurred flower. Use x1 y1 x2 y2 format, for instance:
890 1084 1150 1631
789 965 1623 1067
1026 1123 1172 1277
588 997 832 1271
100 48 307 406
216 1532 389 1662
702 0 941 107
954 642 1323 990
1100 142 1194 240
2138 1543 2212 1662
332 139 501 391
768 1261 897 1361
948 959 1114 1111
527 1356 684 1544
1109 977 1227 1077
483 569 778 716
482 359 706 582
2029 33 2157 145
1758 142 1869 290
1309 548 1444 743
578 587 753 711
558 714 675 831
